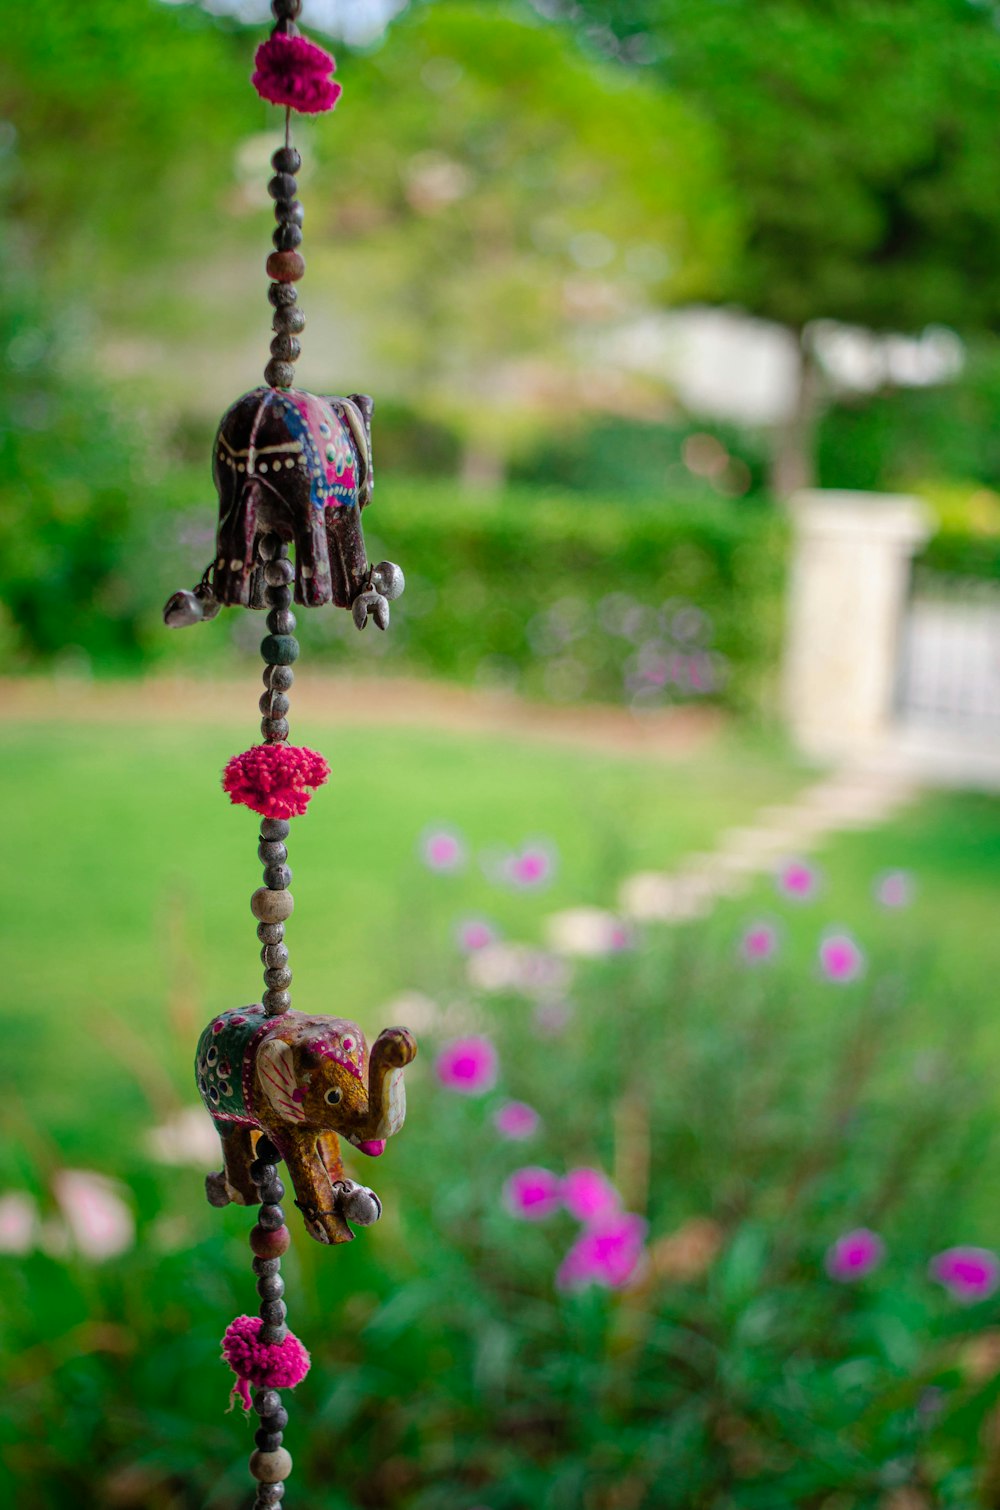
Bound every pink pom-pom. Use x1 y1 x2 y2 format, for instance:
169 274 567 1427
222 744 330 820
221 1315 311 1412
252 33 342 114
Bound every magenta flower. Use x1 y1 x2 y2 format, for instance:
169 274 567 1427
777 858 820 902
455 917 497 953
819 931 865 983
825 1227 885 1282
503 1166 563 1220
556 1212 648 1291
930 1247 1000 1304
421 827 466 873
875 870 914 909
739 920 779 965
494 1101 541 1140
252 32 342 115
435 1036 498 1096
563 1168 621 1226
504 842 557 890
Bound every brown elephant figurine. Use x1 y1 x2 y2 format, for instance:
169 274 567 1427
196 1004 417 1244
163 385 405 632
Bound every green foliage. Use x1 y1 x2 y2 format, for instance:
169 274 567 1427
558 0 1000 336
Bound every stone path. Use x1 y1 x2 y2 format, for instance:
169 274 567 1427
546 755 922 949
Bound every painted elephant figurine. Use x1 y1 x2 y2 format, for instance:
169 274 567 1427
196 1003 417 1245
163 385 405 630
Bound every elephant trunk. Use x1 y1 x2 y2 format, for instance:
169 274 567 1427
352 1027 416 1145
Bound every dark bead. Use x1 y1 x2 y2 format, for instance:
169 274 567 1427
271 144 302 173
260 817 291 842
273 305 306 335
256 921 285 946
261 717 290 743
258 1203 286 1231
264 558 295 587
254 1388 283 1417
263 864 292 890
272 0 302 19
250 1223 290 1258
268 282 298 309
255 1134 282 1163
257 534 285 562
261 942 289 968
265 586 293 613
263 988 292 1014
274 199 304 227
273 223 303 253
264 966 293 991
265 358 296 390
258 837 289 863
252 1256 281 1278
257 1272 286 1301
254 1484 285 1506
261 634 299 666
268 173 298 202
260 1299 288 1326
270 333 302 362
250 1160 278 1186
260 1406 289 1432
268 665 295 693
260 1181 285 1207
255 1430 284 1453
265 608 296 635
266 251 305 283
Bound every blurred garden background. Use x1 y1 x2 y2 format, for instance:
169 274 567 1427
4 0 1000 1505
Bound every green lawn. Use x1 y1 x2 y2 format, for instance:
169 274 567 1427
3 708 802 1172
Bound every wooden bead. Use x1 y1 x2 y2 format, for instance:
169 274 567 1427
249 1223 291 1258
270 334 301 362
264 359 296 389
273 305 306 335
263 988 292 1013
251 888 294 923
264 966 293 990
266 251 305 283
249 1448 293 1483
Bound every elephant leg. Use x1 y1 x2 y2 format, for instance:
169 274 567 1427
325 505 370 610
293 509 333 607
280 1131 354 1245
318 1131 383 1229
205 1122 258 1207
214 485 258 607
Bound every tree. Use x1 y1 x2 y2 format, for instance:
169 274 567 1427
304 1 739 482
536 0 1000 491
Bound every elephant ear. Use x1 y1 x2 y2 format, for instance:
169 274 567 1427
256 1038 308 1124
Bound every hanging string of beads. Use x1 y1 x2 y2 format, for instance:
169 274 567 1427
166 6 416 1504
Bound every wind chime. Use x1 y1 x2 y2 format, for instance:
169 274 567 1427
163 5 417 1503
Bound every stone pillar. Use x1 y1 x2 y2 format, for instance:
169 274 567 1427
783 489 932 757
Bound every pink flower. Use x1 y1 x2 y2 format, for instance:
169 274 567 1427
563 1168 621 1226
556 1212 648 1291
251 32 342 115
777 858 820 901
494 1102 541 1140
504 842 557 890
819 931 865 983
0 1192 36 1255
739 920 779 964
930 1247 1000 1304
875 870 914 908
825 1227 885 1282
435 1036 498 1095
455 917 497 953
54 1170 134 1261
503 1166 563 1220
421 827 466 873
